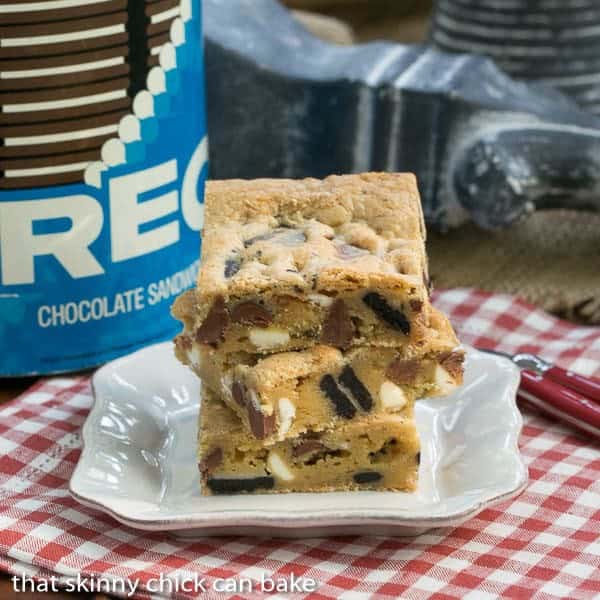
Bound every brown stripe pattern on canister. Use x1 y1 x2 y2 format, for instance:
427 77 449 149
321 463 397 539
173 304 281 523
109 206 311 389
0 0 182 190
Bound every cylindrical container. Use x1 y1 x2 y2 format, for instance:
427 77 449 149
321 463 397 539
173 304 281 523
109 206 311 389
0 0 207 375
430 0 600 116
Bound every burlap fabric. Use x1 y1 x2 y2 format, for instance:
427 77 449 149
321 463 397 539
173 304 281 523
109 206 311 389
428 211 600 324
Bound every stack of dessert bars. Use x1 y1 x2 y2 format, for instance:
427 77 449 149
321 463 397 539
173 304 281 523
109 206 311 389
172 173 464 495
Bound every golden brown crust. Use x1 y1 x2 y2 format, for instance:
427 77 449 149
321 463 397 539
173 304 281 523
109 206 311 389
171 175 462 362
197 173 428 301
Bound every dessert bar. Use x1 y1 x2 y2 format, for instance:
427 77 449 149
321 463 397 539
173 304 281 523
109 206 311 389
179 310 463 443
198 387 421 495
173 173 432 356
170 172 466 497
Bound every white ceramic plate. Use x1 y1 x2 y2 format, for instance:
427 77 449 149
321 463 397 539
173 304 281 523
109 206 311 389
70 343 527 537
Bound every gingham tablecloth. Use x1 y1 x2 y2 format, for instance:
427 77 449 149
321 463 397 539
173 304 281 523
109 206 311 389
0 289 599 600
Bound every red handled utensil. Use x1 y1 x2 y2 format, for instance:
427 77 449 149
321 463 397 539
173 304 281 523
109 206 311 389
480 350 600 441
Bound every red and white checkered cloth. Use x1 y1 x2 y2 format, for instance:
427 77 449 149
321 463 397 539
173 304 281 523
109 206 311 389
0 289 598 600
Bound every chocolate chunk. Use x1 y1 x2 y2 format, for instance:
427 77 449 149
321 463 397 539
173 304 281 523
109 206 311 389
244 228 306 247
207 476 275 494
386 358 421 385
416 452 421 465
362 293 411 335
320 299 354 349
353 471 383 484
319 374 357 419
244 231 274 247
409 299 423 313
338 365 373 412
292 440 326 457
232 381 246 407
195 296 229 345
224 257 241 278
336 243 369 259
438 351 465 379
231 381 275 439
199 448 223 478
247 400 276 440
230 301 272 327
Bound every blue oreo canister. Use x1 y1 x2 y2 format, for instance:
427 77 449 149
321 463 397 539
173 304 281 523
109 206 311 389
0 0 207 375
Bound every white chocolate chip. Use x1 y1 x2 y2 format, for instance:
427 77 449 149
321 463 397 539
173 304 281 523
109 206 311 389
379 381 408 410
434 365 458 395
278 398 296 438
220 375 233 399
307 293 333 308
187 346 201 369
249 327 290 349
267 451 295 481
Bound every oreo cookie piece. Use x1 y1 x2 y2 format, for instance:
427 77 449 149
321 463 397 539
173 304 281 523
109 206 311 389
338 365 373 412
206 476 275 494
353 471 383 485
319 374 357 419
362 293 411 335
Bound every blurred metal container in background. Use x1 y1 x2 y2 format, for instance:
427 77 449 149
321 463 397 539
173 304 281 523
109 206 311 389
430 0 600 115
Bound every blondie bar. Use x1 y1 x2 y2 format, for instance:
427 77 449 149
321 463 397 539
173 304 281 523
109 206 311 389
179 309 463 443
198 387 420 495
172 174 431 356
